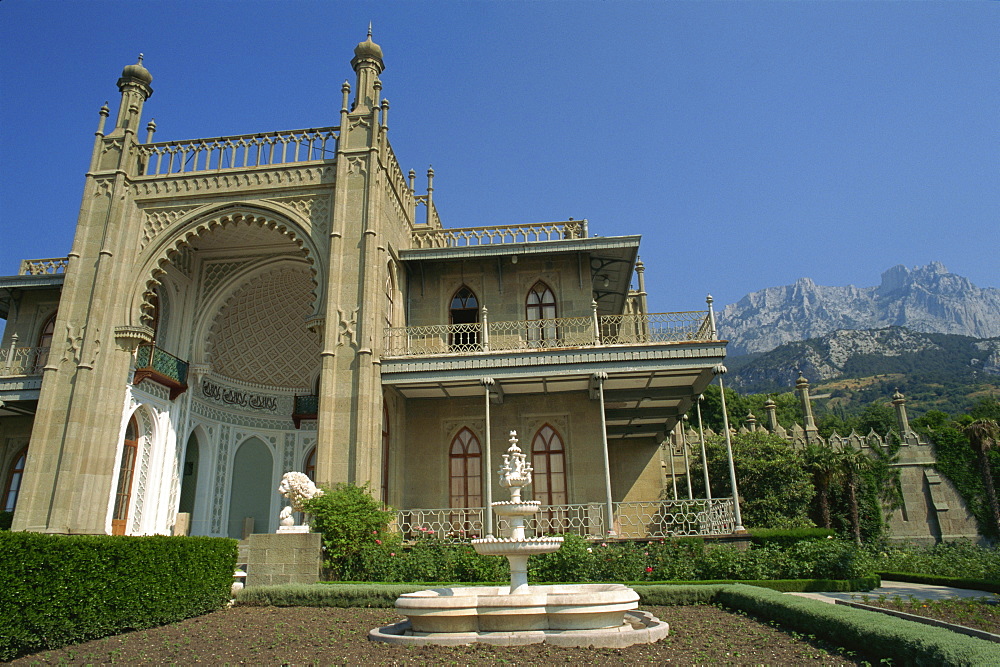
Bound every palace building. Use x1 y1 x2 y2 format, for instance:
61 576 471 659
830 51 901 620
0 35 731 539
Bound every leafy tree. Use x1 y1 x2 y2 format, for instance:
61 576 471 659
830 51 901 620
963 419 1000 536
691 431 814 530
840 448 876 546
969 398 1000 421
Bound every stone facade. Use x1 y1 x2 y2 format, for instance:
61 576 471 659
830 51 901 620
0 37 724 539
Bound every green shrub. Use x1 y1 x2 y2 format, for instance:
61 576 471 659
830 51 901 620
748 527 836 547
0 532 236 661
874 541 1000 580
303 482 396 579
236 583 420 607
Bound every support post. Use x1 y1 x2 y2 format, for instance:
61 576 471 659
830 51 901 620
708 295 744 532
481 377 495 537
593 372 614 535
696 395 712 500
681 415 693 499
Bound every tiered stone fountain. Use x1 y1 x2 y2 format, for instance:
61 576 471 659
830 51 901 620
370 432 669 647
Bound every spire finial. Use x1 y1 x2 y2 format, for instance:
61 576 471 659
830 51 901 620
367 22 372 39
138 53 144 63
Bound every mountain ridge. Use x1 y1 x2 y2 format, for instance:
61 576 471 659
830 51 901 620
717 262 1000 356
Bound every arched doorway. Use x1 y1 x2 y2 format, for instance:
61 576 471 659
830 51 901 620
227 437 273 539
449 286 479 349
111 415 140 535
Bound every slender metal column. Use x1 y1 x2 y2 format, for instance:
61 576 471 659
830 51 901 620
480 377 495 537
681 415 693 499
593 372 614 535
668 428 678 500
696 395 712 500
707 294 744 532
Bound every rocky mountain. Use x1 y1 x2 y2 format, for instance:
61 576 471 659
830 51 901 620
727 327 1000 394
717 262 1000 356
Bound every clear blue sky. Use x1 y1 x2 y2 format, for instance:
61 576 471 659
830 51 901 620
1 1 997 318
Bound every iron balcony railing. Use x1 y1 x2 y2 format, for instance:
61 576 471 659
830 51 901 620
292 394 319 429
383 311 713 358
394 498 736 543
0 345 49 377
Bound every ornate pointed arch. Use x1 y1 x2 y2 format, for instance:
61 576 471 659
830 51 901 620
124 203 325 338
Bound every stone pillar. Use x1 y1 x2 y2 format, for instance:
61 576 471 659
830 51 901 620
763 397 779 433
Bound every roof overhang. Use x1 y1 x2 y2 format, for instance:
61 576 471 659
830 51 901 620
381 341 725 439
0 274 65 320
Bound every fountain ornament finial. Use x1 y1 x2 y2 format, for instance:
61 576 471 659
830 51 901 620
499 430 532 493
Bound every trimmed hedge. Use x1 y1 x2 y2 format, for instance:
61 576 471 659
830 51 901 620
627 576 880 592
0 532 237 661
878 571 1000 595
716 584 1000 665
747 527 836 547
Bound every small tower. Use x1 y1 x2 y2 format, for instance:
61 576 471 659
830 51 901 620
796 372 819 443
351 26 384 112
112 54 153 135
763 396 779 432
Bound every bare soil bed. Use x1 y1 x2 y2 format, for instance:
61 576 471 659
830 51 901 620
11 605 871 665
857 596 1000 635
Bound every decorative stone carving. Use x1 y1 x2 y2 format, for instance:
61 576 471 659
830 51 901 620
336 307 358 348
276 471 323 533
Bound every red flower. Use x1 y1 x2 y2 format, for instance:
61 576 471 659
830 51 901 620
375 539 382 545
645 566 653 573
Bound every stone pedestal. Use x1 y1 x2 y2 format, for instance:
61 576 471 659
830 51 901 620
245 532 322 587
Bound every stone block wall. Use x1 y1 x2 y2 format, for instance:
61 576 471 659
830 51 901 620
245 532 322 587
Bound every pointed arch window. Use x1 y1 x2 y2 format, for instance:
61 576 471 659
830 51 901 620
384 262 396 331
449 286 479 349
3 446 27 513
304 447 316 482
33 311 57 371
531 424 567 528
526 282 557 345
449 428 482 509
112 415 140 536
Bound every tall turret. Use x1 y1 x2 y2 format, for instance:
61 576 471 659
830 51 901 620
351 26 384 112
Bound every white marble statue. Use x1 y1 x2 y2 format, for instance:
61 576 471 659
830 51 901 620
276 471 323 533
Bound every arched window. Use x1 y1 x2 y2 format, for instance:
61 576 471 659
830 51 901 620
304 447 316 482
526 282 557 345
384 263 396 331
112 415 140 535
449 286 479 349
381 405 390 506
146 289 162 342
449 428 481 509
34 312 56 371
3 446 27 513
531 424 567 516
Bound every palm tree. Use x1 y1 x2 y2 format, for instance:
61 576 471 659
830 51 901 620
963 419 1000 536
805 444 841 529
840 448 875 546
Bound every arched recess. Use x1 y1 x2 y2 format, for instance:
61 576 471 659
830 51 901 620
304 446 317 481
449 286 479 349
126 204 325 333
227 437 274 539
34 311 57 370
177 430 200 517
111 414 140 535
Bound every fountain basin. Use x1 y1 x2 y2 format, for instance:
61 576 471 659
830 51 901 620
490 500 542 517
471 535 563 556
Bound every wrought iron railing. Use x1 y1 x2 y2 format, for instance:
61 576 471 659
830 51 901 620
599 312 713 345
18 258 68 275
135 344 188 385
410 220 587 248
292 394 319 428
383 311 712 357
394 498 735 542
138 127 339 176
0 346 49 376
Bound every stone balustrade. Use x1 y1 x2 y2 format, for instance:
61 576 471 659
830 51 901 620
18 258 68 275
410 220 587 248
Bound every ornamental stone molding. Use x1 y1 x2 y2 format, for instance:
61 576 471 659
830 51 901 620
132 165 335 198
140 206 198 250
114 325 154 352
